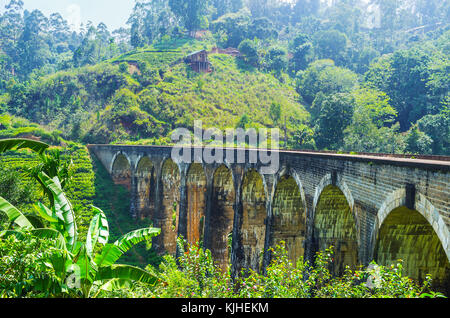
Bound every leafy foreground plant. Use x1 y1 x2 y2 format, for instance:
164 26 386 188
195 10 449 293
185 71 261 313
238 243 446 298
0 139 161 297
96 241 445 299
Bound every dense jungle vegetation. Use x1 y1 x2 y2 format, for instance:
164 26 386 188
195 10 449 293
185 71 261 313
0 0 449 299
0 0 448 154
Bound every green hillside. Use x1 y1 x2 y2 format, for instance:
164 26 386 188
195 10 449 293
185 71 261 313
3 40 309 146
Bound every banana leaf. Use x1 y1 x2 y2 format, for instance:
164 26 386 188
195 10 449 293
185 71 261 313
94 227 160 267
0 138 49 154
95 264 157 285
37 172 77 250
86 206 109 257
31 228 68 251
33 202 58 223
97 278 132 292
0 196 34 229
0 230 26 239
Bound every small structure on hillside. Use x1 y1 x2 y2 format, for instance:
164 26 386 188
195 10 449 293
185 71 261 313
184 50 212 73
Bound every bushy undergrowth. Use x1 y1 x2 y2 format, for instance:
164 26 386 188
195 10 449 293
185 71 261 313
0 233 445 298
96 240 445 299
0 233 67 298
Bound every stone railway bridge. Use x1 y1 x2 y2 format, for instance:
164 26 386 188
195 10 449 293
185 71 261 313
88 144 450 291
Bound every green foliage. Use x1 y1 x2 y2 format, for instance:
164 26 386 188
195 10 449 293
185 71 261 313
149 239 233 298
364 43 449 132
313 93 355 150
1 0 449 157
0 138 49 154
342 88 405 154
416 108 450 155
211 8 252 48
238 243 444 298
297 59 358 105
313 30 348 66
0 167 161 298
0 232 68 298
94 241 444 299
269 102 281 126
0 166 35 214
405 125 434 155
169 0 209 33
238 39 260 66
90 154 161 268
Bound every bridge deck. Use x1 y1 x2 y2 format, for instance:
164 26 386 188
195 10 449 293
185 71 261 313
87 144 450 170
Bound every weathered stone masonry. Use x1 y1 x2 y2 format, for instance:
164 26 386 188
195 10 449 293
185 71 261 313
89 145 450 291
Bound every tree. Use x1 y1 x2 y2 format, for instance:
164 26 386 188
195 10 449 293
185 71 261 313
351 88 397 128
314 93 355 150
289 123 315 150
238 39 259 66
266 47 288 74
416 106 450 155
169 0 209 34
128 0 178 48
127 1 147 48
343 89 404 154
364 48 436 131
313 30 349 66
211 0 243 20
49 12 71 51
211 8 251 48
292 0 320 23
248 17 277 41
0 0 24 61
290 33 314 73
236 113 250 129
297 59 358 105
16 9 50 76
247 0 269 19
404 125 433 155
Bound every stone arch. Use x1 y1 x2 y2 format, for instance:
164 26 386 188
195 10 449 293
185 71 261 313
312 174 355 217
374 189 450 293
240 168 267 273
111 152 132 191
135 156 156 219
274 167 307 210
186 162 207 245
271 173 306 264
110 151 132 174
313 181 359 276
376 189 449 260
209 164 235 270
155 158 181 256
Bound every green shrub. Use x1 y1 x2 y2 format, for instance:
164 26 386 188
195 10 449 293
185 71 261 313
0 233 67 298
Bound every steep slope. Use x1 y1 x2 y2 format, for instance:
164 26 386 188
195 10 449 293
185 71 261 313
3 40 310 145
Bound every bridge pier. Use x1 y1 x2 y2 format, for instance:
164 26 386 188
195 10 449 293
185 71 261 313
88 145 450 293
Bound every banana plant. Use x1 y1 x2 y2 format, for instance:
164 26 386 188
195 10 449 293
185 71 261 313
0 174 161 297
0 138 161 297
